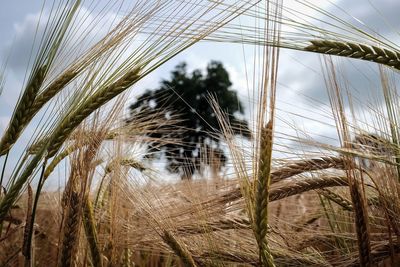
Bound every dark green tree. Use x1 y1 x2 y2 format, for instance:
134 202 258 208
129 61 250 179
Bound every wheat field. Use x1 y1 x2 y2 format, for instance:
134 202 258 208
0 0 400 266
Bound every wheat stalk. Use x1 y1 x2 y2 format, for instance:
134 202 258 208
305 40 400 71
0 66 47 155
161 230 198 267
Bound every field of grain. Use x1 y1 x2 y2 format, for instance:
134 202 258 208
1 0 400 266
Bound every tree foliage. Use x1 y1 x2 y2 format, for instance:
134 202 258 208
129 61 250 179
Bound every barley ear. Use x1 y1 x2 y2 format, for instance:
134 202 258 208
119 158 146 172
0 65 46 155
18 70 79 133
162 230 198 267
44 144 77 179
59 191 82 267
47 68 140 158
316 188 353 211
305 40 400 71
28 136 50 154
254 121 275 267
30 70 78 115
269 175 348 202
271 156 347 183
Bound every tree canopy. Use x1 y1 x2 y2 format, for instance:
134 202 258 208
129 61 250 179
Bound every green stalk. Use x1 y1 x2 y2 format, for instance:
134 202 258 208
0 152 9 192
23 158 48 266
0 151 9 236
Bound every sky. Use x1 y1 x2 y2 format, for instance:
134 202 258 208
1 0 400 185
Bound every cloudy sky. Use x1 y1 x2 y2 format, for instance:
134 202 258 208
1 0 400 184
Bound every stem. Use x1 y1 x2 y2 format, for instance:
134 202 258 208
0 151 9 190
23 158 48 266
0 152 9 237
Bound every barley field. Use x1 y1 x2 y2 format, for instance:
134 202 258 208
0 0 400 266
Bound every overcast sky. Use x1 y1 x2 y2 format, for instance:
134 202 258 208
1 0 400 184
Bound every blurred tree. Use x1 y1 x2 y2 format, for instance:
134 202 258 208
128 61 250 179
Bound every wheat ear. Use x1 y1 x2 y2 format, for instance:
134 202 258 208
271 156 347 183
316 188 353 211
269 175 348 202
30 70 78 114
27 137 50 154
15 70 79 137
106 158 146 173
119 158 146 171
0 66 46 155
59 191 82 267
82 198 102 267
216 175 349 208
44 144 77 179
305 40 400 71
254 121 275 267
47 68 140 158
162 230 198 267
